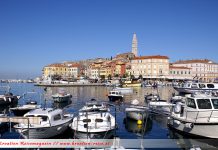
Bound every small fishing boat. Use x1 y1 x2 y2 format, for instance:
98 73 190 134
0 86 20 105
148 100 173 115
108 90 123 102
10 101 41 116
10 92 42 116
144 93 160 103
14 108 73 139
52 89 72 103
122 80 141 87
125 99 147 120
124 116 152 136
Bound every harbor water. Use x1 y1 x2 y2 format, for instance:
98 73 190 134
0 83 218 149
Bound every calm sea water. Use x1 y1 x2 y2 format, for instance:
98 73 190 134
0 83 218 149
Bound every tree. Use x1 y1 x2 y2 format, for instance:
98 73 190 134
107 74 112 80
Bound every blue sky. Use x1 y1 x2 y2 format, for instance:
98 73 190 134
0 0 218 79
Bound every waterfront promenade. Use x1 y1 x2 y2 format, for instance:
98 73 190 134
34 82 105 87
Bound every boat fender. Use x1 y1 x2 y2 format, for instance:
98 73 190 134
173 120 180 125
185 123 194 129
57 127 62 131
3 97 6 101
174 102 181 114
9 98 11 102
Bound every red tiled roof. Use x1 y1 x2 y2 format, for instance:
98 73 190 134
67 63 80 67
45 63 80 68
174 59 211 64
116 52 134 58
45 63 65 67
132 55 169 60
169 66 191 69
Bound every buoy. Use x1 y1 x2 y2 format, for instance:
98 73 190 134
137 120 142 125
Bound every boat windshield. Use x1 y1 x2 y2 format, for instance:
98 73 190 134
211 99 218 109
197 99 212 109
187 98 196 108
25 115 48 121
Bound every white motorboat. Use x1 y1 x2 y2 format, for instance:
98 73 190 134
52 89 72 103
0 86 20 105
14 108 73 139
149 100 174 115
70 101 116 139
144 93 160 103
10 101 41 116
168 92 218 138
125 99 148 120
174 81 218 94
10 92 42 116
108 90 124 102
79 99 109 113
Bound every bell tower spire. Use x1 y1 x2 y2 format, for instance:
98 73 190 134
132 33 138 57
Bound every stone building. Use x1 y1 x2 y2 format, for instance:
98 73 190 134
130 55 169 79
173 59 218 82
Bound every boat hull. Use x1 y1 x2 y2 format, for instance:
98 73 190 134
73 129 115 139
108 96 123 102
52 96 71 103
10 109 34 116
168 118 218 138
0 96 19 105
14 120 72 139
126 112 146 120
125 107 147 120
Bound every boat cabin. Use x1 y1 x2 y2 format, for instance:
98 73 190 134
182 82 218 89
109 91 122 96
173 94 218 123
24 108 66 126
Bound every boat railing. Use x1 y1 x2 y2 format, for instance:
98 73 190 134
185 109 218 123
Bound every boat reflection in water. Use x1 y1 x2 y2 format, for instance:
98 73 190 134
168 127 218 149
123 116 152 136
